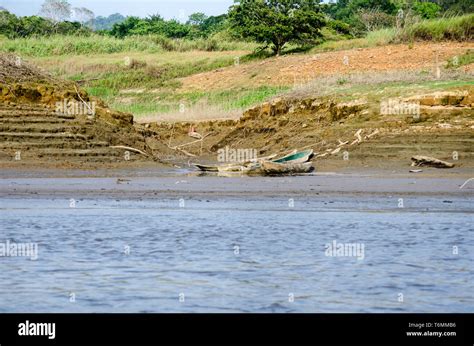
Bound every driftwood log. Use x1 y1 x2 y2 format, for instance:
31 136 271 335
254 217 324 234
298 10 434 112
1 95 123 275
411 156 455 168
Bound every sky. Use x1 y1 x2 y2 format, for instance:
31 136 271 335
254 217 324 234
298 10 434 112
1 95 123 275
0 0 235 19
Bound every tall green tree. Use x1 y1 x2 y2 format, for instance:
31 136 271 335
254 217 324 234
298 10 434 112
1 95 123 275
229 0 326 56
187 12 208 26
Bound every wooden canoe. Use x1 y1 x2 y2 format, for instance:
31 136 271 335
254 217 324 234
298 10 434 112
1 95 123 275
261 161 314 175
217 165 245 173
194 154 276 172
217 162 262 174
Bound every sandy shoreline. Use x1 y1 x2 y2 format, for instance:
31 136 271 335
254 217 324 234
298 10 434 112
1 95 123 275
1 166 473 198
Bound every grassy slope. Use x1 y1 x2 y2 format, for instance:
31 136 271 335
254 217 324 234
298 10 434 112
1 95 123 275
1 14 472 120
27 50 271 117
0 34 265 118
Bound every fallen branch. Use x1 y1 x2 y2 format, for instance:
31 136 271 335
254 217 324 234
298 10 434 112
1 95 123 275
175 148 197 157
337 140 349 147
411 156 455 169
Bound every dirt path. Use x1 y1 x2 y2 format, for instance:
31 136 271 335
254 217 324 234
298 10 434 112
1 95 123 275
180 42 474 92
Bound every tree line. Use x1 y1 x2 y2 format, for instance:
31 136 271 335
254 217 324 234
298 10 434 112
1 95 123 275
1 0 472 55
0 0 227 39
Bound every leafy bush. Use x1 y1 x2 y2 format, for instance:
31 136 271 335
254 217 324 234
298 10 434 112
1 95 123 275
329 20 352 36
413 1 441 19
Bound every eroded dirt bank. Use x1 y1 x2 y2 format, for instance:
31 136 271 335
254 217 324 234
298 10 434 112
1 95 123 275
146 87 474 172
0 52 473 173
0 53 153 169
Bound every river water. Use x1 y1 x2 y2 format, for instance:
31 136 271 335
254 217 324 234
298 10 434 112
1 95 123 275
1 185 472 313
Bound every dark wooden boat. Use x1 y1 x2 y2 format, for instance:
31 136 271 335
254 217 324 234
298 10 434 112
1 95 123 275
261 161 314 175
193 164 219 172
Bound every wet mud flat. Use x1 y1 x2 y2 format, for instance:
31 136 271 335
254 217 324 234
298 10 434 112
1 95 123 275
0 166 473 198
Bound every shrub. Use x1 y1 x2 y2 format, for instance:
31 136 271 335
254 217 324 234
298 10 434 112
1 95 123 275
412 1 441 20
357 8 395 32
329 20 352 36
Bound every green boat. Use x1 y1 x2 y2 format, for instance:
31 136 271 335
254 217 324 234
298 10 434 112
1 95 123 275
272 149 314 164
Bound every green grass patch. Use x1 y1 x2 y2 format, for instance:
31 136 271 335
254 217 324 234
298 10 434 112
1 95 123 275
396 14 474 42
115 102 172 115
207 86 290 111
30 52 243 98
0 34 257 57
111 85 289 117
79 55 237 94
86 86 118 98
311 28 397 53
446 49 474 68
21 47 273 117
